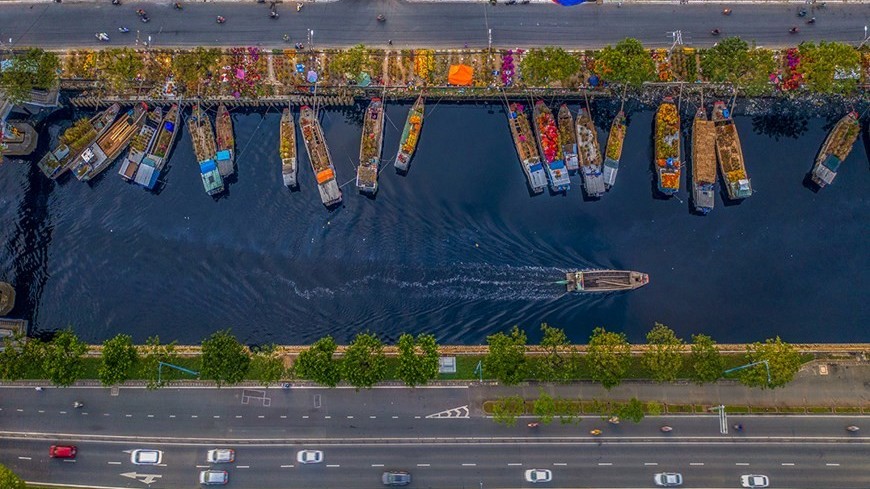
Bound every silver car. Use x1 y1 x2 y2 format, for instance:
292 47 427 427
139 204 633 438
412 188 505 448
130 449 162 465
654 472 683 487
524 469 552 483
199 470 228 485
741 474 770 488
207 449 235 464
296 449 323 464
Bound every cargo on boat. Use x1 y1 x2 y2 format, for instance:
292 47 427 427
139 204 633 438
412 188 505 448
533 100 570 192
37 104 120 180
72 102 147 182
0 281 14 316
691 107 717 214
119 106 163 182
299 105 342 206
507 102 547 194
557 104 579 171
712 101 751 200
215 103 235 177
575 106 605 197
811 111 859 188
603 111 626 189
188 104 224 196
654 97 681 195
280 107 298 188
394 96 424 173
563 270 649 293
356 97 385 195
134 104 180 190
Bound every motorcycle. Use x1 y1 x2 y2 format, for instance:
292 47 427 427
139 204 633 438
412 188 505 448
112 0 121 5
96 32 110 42
141 15 150 23
807 17 816 24
733 424 744 431
73 401 84 408
711 29 721 36
217 16 226 24
270 10 279 19
297 2 303 11
846 425 860 432
722 8 731 15
118 27 130 33
789 26 799 34
174 2 182 10
797 9 807 17
527 422 540 428
136 8 146 16
590 429 602 436
608 416 620 425
377 14 385 22
660 426 673 433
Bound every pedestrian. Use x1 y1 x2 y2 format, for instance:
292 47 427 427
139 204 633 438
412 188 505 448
388 39 393 46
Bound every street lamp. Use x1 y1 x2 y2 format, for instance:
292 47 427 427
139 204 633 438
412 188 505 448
860 25 870 49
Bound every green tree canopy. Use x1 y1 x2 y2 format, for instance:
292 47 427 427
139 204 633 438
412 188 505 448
797 41 862 95
294 336 341 387
641 323 683 382
586 327 631 389
99 334 138 386
171 47 221 92
397 333 440 387
331 44 370 79
0 332 36 381
519 46 581 86
689 334 724 384
0 48 59 104
742 48 777 96
42 329 87 387
485 326 527 385
739 336 804 389
615 397 645 423
341 332 387 389
0 463 26 489
537 323 575 382
142 336 180 390
200 330 250 387
595 38 656 87
101 48 144 91
491 395 525 427
248 344 286 386
700 37 776 95
533 390 556 425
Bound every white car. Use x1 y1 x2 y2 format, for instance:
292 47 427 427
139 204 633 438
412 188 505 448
130 449 162 465
296 449 323 464
741 474 770 488
199 469 228 485
524 469 552 483
207 449 235 464
654 472 683 487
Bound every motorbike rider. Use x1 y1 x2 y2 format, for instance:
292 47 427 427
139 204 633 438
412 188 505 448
174 2 182 9
807 17 816 24
846 425 860 432
789 26 799 33
297 2 303 11
217 16 226 24
711 28 721 35
660 425 673 432
377 14 385 22
722 8 731 15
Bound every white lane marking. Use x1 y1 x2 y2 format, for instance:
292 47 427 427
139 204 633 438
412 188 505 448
417 463 430 467
303 415 309 419
108 461 121 465
280 416 287 419
38 410 45 413
690 462 704 466
370 416 377 419
414 416 421 419
598 463 613 466
196 465 209 468
372 464 385 467
63 459 76 463
191 415 198 418
782 463 795 466
644 463 658 466
147 415 154 418
125 414 132 418
508 463 522 466
59 411 67 414
392 416 399 419
169 415 176 418
16 409 23 412
280 464 294 468
553 463 567 466
236 465 250 469
326 464 340 468
462 463 477 467
235 416 243 419
347 416 354 419
736 463 750 466
81 412 88 415
103 413 110 416
214 416 220 419
324 416 332 419
258 415 265 419
826 463 840 466
18 457 31 460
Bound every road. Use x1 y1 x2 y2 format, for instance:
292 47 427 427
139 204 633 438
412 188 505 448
0 0 868 50
1 386 869 488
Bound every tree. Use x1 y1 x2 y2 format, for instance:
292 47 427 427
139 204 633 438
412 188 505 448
533 390 556 425
689 334 724 384
615 397 645 423
701 37 750 84
738 336 803 389
294 336 341 387
99 334 138 386
0 333 36 381
200 330 250 387
742 48 777 96
341 332 387 389
642 323 683 382
538 323 575 382
0 48 59 104
248 344 286 386
485 326 527 385
555 397 579 425
595 38 656 87
586 327 631 389
171 47 221 92
142 336 180 390
519 46 581 86
491 395 525 426
42 329 87 387
797 41 861 95
397 333 440 387
330 44 370 79
0 463 26 489
101 48 145 91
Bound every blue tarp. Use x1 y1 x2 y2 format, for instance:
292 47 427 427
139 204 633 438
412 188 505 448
588 74 600 87
551 0 586 5
216 150 231 161
822 155 841 172
200 160 217 173
163 121 175 132
529 163 544 172
550 160 566 170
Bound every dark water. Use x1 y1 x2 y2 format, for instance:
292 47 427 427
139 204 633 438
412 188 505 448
1 102 868 345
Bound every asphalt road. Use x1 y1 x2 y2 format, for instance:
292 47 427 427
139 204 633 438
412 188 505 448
0 0 868 50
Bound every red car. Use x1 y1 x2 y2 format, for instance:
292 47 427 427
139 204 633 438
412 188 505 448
49 445 77 459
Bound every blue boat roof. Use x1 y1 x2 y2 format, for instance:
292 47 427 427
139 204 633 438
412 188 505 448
200 160 217 173
216 150 231 161
550 160 566 170
529 163 544 172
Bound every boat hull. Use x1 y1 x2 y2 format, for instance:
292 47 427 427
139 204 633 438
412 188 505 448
565 270 649 292
394 96 424 173
810 112 859 188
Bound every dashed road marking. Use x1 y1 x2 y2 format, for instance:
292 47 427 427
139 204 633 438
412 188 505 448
417 463 430 467
462 463 477 466
191 415 198 418
280 415 287 419
16 409 23 412
59 411 67 414
326 464 340 468
169 415 176 418
644 463 658 466
598 463 613 466
372 464 385 467
303 415 309 419
237 465 250 469
108 462 121 465
826 463 840 467
214 416 220 419
553 463 567 466
347 416 354 419
782 463 795 466
690 463 704 466
392 416 399 419
508 463 522 466
258 415 265 419
324 416 332 419
236 415 243 419
147 415 154 418
280 464 294 468
18 457 31 460
63 459 76 463
38 410 44 413
370 416 377 419
125 414 132 418
196 465 209 468
736 463 750 466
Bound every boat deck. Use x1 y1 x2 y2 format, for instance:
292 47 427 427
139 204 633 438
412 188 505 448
712 102 751 199
280 108 297 187
215 104 235 176
692 114 717 184
558 105 579 171
357 99 385 192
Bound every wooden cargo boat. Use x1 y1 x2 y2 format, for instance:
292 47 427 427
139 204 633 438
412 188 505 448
394 96 424 173
215 103 235 177
712 101 751 199
557 104 579 171
280 107 298 188
37 104 120 180
135 104 180 190
533 100 570 192
654 97 681 195
603 111 626 189
691 107 717 214
188 104 224 196
356 97 385 195
0 281 14 316
575 106 605 197
507 103 547 194
562 270 649 293
119 106 163 182
299 106 342 206
811 111 860 188
73 103 147 182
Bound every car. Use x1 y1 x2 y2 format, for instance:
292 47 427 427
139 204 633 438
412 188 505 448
206 448 235 464
524 469 552 483
130 449 163 465
654 472 683 487
199 470 228 485
49 445 77 459
382 470 412 486
741 474 770 488
296 449 323 464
